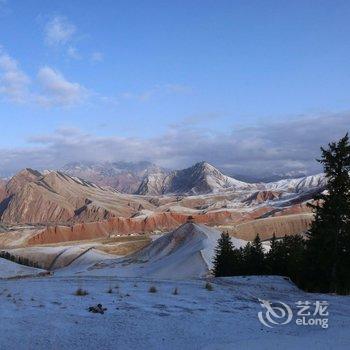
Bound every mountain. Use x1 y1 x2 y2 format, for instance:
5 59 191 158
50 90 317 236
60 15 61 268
5 168 42 196
265 173 326 193
137 161 327 196
59 160 326 197
0 169 153 224
137 161 257 195
61 161 168 193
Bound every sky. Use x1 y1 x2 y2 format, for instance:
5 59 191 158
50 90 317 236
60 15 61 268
0 0 349 178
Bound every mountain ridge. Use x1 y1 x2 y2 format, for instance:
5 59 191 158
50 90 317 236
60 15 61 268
136 161 326 196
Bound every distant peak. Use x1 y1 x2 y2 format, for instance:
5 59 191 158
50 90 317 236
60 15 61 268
17 168 42 178
193 161 216 170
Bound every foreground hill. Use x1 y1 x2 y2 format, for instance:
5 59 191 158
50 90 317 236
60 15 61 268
58 222 247 278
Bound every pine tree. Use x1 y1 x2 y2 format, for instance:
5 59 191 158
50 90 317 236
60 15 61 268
305 133 350 294
241 234 265 275
213 232 235 277
251 234 265 274
265 233 285 275
283 234 306 286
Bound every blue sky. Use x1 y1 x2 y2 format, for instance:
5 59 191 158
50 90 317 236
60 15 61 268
0 0 349 176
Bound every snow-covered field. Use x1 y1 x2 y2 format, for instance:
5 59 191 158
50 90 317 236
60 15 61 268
0 258 47 279
0 275 349 350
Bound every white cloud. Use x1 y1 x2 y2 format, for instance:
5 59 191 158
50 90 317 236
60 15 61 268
37 66 87 107
0 47 30 102
91 51 103 62
67 46 81 60
44 16 76 46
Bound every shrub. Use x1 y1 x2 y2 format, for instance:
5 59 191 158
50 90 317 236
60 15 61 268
205 282 213 291
148 286 157 293
74 288 89 296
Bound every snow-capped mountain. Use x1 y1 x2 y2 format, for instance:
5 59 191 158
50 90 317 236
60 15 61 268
265 173 327 193
136 161 257 195
61 161 168 193
59 160 328 196
137 161 327 196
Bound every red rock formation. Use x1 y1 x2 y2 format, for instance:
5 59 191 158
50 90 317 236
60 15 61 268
273 203 313 216
27 206 276 246
244 190 282 205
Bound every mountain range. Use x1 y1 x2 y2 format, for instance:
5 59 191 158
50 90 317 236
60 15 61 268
60 160 326 196
0 162 326 225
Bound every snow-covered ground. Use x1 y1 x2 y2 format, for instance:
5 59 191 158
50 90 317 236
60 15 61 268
0 275 349 350
0 258 46 279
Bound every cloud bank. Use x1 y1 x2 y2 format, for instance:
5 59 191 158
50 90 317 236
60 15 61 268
0 113 348 179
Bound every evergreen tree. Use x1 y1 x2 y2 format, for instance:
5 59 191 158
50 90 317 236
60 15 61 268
230 248 244 276
251 234 265 274
305 133 350 294
283 234 306 286
265 234 285 275
240 234 265 275
213 232 235 277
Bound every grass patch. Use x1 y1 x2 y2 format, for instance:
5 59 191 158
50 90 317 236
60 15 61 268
148 286 157 293
74 288 89 296
205 282 213 291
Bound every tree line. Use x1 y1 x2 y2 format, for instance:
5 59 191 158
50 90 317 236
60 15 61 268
213 134 350 295
0 250 43 269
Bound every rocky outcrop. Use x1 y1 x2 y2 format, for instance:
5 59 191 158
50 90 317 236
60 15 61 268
244 190 282 205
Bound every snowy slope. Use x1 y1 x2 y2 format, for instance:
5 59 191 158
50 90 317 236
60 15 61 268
58 223 247 278
137 161 327 196
265 173 326 193
0 258 46 279
137 161 256 195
